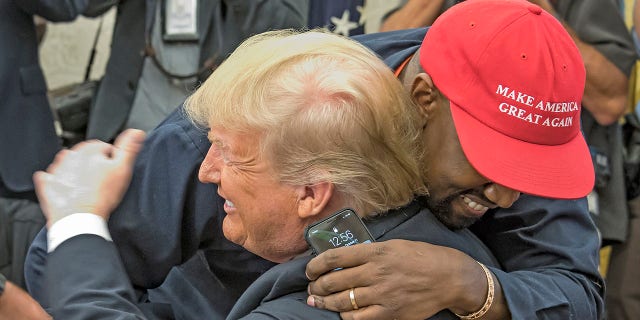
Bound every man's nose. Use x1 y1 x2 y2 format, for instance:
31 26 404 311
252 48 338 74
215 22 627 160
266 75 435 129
484 183 521 208
199 146 221 184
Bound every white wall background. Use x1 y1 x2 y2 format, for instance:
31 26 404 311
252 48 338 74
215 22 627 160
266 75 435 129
39 9 115 90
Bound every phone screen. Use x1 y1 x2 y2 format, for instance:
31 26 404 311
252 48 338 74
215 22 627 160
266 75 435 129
304 208 375 255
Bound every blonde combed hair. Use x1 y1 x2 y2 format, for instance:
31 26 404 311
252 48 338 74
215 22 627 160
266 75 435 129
185 29 426 216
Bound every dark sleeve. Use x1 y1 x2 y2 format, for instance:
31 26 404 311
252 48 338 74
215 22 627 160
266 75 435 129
23 228 48 305
15 0 88 22
82 0 119 17
231 257 460 320
353 27 426 69
15 0 117 21
230 259 347 319
241 302 459 320
238 294 339 320
559 0 637 76
107 109 222 289
223 0 309 34
44 234 147 320
471 195 604 319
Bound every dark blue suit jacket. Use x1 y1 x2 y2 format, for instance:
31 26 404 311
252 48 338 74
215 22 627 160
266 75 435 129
0 0 94 196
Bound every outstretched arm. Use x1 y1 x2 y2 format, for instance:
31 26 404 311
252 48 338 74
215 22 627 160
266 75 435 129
380 0 444 32
471 196 603 319
305 196 603 320
306 240 510 320
35 129 150 319
380 0 446 32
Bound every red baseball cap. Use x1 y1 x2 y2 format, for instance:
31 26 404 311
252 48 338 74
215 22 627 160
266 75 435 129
421 0 594 199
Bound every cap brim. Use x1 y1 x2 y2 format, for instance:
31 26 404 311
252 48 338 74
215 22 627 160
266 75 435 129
450 101 595 199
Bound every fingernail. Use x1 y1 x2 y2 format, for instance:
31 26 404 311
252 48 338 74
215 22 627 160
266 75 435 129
307 295 315 307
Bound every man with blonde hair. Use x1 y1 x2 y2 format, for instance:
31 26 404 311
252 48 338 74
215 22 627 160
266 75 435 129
184 29 424 225
35 30 497 319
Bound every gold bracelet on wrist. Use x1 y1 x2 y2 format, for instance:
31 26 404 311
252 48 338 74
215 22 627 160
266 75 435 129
454 261 495 320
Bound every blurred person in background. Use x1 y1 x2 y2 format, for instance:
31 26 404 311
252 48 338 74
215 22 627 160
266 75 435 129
0 0 96 290
604 0 640 318
82 0 309 143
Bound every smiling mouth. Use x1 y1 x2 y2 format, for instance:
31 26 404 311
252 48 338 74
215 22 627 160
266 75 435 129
218 190 236 210
461 195 489 213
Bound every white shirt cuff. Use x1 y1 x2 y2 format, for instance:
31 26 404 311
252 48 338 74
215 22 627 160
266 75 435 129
47 213 112 253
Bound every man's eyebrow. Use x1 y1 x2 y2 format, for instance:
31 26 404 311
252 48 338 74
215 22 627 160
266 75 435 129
207 132 221 145
207 133 228 153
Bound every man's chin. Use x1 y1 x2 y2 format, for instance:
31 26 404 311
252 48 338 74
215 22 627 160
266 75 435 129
422 195 478 230
222 222 246 247
430 209 478 230
431 210 472 230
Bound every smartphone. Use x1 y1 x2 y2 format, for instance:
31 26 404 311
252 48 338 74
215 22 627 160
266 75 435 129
304 208 375 255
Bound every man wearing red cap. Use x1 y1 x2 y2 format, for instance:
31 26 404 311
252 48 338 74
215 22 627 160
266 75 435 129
378 0 635 249
22 1 626 319
379 0 637 248
305 0 627 319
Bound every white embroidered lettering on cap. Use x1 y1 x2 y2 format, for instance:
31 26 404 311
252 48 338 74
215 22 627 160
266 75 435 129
496 84 578 128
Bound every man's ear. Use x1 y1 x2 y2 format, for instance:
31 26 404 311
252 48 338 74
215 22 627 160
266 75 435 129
411 73 440 123
296 182 335 219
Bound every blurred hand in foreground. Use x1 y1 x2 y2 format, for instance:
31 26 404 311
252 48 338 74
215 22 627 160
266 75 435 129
34 129 146 227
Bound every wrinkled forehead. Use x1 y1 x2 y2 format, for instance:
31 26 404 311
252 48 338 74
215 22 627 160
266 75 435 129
207 127 265 159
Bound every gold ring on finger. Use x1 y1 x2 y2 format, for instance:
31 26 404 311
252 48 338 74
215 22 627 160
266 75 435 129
349 288 359 310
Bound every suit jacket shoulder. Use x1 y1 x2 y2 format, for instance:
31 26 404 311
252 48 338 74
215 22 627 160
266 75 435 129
353 27 427 69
